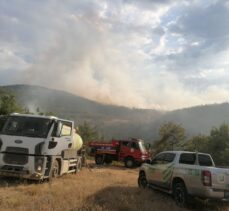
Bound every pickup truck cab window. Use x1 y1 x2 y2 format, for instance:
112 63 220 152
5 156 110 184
152 153 175 164
164 153 176 163
198 154 213 166
179 153 196 165
153 153 165 164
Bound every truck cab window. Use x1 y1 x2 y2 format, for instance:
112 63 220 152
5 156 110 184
131 142 139 149
198 154 213 166
179 153 196 165
153 153 165 164
122 141 129 147
164 153 176 163
60 121 72 136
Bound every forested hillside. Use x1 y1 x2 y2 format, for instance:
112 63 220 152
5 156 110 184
1 85 229 142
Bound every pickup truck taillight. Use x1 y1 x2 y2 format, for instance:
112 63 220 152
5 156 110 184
202 170 212 186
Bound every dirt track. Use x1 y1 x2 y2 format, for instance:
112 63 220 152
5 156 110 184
0 164 228 211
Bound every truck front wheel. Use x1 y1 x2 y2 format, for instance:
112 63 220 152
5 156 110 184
76 157 82 173
95 155 104 165
173 182 188 208
138 172 148 188
51 159 60 178
124 157 134 168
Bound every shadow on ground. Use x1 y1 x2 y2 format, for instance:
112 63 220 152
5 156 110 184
79 186 229 211
0 176 45 187
87 163 139 172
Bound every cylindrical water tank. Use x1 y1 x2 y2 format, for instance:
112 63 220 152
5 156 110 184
72 133 83 151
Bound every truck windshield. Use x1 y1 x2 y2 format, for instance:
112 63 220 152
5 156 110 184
0 116 7 132
0 116 52 138
139 141 146 153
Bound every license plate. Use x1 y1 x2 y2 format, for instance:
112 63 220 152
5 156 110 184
225 191 229 198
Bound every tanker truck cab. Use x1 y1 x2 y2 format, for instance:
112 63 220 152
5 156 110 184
0 113 82 181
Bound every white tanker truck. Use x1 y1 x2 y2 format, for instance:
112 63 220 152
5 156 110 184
0 113 85 181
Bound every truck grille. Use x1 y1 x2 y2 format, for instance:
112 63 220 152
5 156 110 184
3 147 29 165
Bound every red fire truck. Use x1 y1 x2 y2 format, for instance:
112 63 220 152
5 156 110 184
88 138 150 168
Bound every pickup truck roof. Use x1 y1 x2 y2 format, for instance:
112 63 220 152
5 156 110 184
157 151 211 156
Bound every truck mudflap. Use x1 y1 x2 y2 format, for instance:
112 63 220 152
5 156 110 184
0 165 43 180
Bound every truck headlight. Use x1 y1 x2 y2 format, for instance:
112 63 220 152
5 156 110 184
37 165 42 171
35 157 44 173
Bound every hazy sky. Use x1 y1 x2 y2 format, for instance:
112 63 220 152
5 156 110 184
1 0 229 110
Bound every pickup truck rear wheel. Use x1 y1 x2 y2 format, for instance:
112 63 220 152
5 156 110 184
138 172 148 188
173 182 188 208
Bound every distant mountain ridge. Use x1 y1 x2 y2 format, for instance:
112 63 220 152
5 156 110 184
1 84 229 142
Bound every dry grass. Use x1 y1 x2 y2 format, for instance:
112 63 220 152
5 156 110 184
0 164 228 211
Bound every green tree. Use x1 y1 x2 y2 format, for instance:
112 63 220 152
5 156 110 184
208 124 229 166
186 124 229 166
185 135 210 152
78 122 100 143
154 122 186 153
0 95 22 115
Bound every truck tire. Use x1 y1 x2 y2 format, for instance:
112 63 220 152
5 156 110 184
125 157 134 168
138 171 148 188
173 182 188 208
104 156 112 165
51 159 60 178
76 157 82 173
95 155 104 165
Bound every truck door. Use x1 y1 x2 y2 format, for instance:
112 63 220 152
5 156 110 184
118 141 130 160
45 120 73 156
148 153 165 184
148 152 175 188
157 153 176 189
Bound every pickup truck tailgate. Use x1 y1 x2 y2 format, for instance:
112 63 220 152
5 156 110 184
211 168 229 191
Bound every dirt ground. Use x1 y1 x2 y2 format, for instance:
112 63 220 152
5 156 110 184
0 164 228 211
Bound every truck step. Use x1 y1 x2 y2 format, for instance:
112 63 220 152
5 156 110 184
69 163 77 167
68 169 76 173
148 184 172 194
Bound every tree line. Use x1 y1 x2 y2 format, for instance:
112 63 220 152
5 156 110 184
152 121 229 166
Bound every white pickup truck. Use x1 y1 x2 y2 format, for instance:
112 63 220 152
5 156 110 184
138 151 229 207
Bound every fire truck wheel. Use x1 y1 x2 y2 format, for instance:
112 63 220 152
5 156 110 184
95 155 104 165
51 159 60 178
125 157 134 168
104 156 112 165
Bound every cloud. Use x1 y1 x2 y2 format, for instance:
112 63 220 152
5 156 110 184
0 0 229 110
